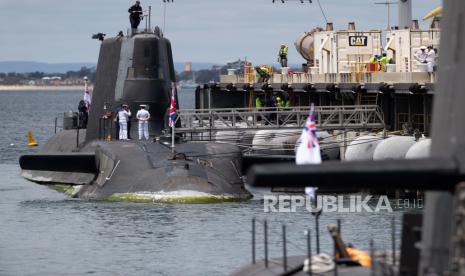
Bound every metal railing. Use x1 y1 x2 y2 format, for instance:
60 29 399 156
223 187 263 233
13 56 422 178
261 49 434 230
173 105 385 133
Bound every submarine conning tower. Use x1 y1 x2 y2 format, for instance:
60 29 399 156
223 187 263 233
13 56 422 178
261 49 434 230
86 27 177 142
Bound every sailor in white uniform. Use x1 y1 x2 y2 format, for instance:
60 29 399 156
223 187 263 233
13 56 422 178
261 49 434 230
426 46 436 72
414 46 428 63
118 104 131 140
136 104 150 140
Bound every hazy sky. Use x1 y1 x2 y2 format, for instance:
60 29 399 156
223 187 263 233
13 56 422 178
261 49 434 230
0 0 441 65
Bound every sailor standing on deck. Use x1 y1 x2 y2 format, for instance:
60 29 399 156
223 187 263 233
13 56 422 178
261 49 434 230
136 105 150 140
128 1 143 35
118 104 131 140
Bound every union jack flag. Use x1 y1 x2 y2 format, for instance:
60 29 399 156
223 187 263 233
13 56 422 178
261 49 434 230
169 88 177 128
296 104 322 165
304 111 319 149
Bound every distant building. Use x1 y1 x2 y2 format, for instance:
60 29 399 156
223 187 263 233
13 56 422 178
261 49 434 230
184 62 192 72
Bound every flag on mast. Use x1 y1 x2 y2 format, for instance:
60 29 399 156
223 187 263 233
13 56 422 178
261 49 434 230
296 104 322 165
83 76 91 109
169 86 177 128
296 103 322 199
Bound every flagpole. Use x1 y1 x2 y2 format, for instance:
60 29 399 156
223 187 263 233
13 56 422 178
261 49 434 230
170 82 176 153
171 124 175 153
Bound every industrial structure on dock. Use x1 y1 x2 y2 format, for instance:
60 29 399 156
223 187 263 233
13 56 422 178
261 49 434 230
204 1 440 136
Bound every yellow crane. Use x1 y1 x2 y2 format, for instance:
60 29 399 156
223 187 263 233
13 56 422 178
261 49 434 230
423 6 443 21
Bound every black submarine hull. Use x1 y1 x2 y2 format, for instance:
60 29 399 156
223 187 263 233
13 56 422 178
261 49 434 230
19 29 252 202
20 130 251 202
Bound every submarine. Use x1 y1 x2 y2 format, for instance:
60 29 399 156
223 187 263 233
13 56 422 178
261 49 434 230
19 27 251 203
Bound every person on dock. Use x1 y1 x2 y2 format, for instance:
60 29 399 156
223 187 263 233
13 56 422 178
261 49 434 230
278 44 289 67
128 1 143 35
369 54 380 63
380 52 393 65
136 105 150 140
118 104 131 140
414 46 428 63
255 66 270 83
255 96 262 108
426 45 436 72
282 92 291 108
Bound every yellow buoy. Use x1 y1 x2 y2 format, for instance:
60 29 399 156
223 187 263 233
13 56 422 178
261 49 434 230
27 130 38 147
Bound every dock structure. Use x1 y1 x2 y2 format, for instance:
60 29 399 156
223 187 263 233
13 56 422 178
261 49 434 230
202 19 440 135
196 72 434 134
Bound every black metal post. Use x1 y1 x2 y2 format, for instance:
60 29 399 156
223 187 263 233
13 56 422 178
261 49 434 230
282 224 287 272
391 216 396 267
148 6 151 30
315 214 320 254
333 236 338 276
307 229 312 276
264 220 268 268
109 117 113 141
54 117 57 134
76 127 80 148
98 118 102 140
370 239 374 276
252 218 256 264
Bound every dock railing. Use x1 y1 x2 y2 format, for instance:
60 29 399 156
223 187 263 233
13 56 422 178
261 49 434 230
173 105 385 133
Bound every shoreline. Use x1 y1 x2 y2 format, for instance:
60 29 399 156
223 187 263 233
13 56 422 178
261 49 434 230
0 85 93 91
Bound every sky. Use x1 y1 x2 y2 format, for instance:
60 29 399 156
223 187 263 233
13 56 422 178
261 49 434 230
0 0 442 65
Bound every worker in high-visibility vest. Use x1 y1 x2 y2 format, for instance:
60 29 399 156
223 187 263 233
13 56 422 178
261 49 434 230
379 52 393 65
255 66 270 83
255 96 263 108
278 44 289 67
369 55 380 63
281 92 291 108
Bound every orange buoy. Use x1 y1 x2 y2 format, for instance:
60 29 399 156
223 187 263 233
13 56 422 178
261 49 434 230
27 130 38 147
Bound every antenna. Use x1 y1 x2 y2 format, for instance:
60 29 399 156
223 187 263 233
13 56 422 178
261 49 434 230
375 1 398 30
162 0 174 33
272 0 328 24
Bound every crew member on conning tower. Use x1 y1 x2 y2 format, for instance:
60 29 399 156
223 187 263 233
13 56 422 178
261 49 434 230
136 105 150 140
118 104 131 140
128 1 143 34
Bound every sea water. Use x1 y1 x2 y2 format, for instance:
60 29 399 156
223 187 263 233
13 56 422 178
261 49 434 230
0 89 404 276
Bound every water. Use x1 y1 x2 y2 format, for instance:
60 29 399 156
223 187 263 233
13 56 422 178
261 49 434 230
0 89 405 275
